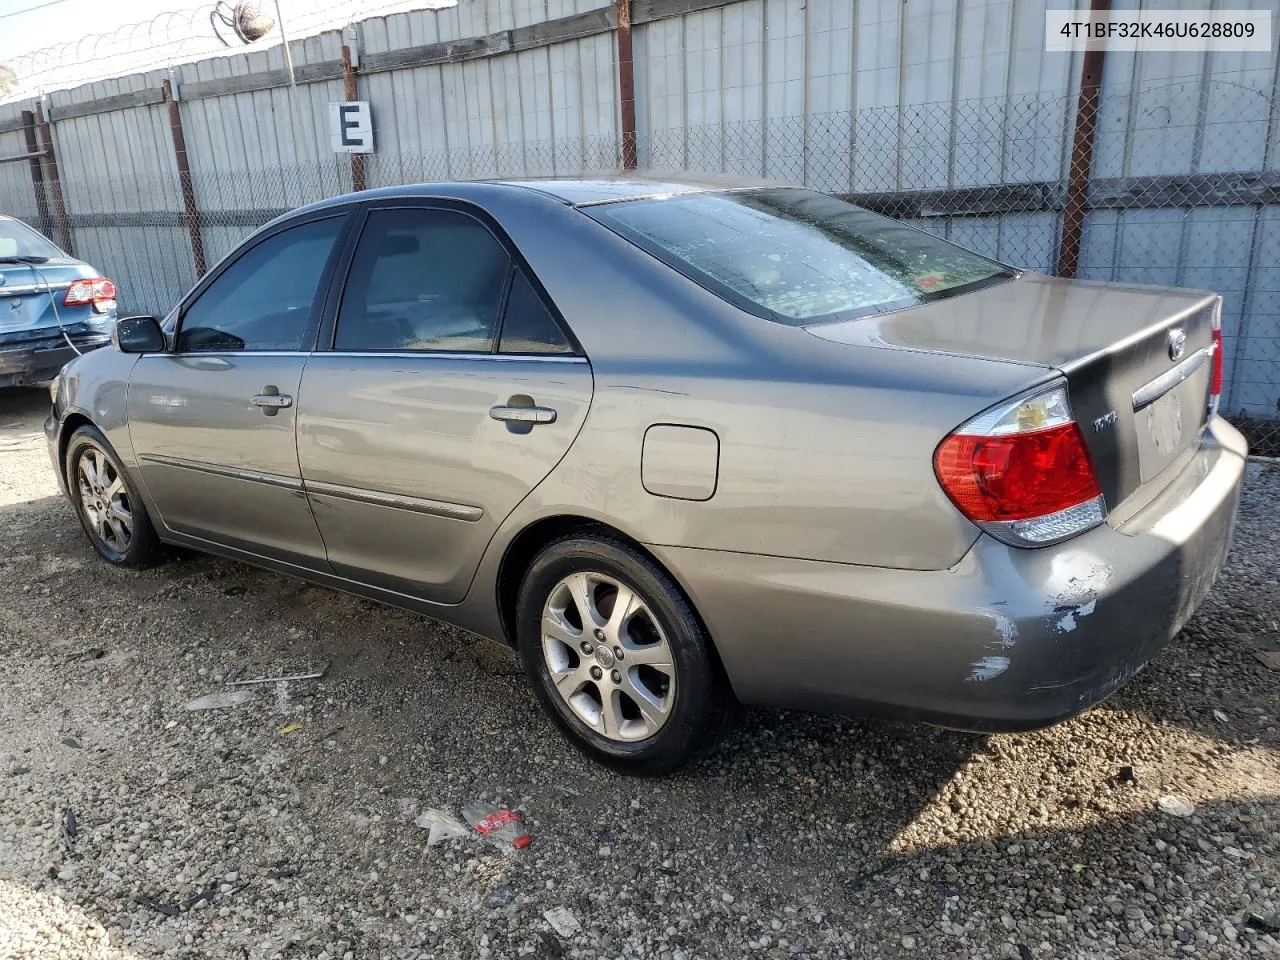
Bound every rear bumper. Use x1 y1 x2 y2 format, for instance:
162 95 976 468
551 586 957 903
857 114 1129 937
658 416 1248 731
0 336 110 387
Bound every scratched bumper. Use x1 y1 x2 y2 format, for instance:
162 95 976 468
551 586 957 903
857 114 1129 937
0 336 110 386
655 416 1247 731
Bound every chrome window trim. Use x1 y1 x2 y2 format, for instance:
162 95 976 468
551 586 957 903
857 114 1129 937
320 351 588 363
160 350 586 363
164 350 313 358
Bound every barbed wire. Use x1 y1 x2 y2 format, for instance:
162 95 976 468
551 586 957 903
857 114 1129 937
2 0 455 102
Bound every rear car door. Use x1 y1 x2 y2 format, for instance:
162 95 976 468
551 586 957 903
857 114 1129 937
296 200 593 604
128 212 349 565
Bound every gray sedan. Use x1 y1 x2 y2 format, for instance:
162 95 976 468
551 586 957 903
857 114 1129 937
46 177 1247 773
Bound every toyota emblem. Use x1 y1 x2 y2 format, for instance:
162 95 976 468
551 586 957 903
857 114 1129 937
1167 327 1186 362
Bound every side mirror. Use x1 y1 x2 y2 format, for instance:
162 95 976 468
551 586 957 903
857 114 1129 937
112 315 166 354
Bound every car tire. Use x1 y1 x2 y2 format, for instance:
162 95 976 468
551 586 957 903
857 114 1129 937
65 425 164 568
516 532 733 775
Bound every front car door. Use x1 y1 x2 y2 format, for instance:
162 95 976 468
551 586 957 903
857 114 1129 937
128 212 349 565
297 201 593 604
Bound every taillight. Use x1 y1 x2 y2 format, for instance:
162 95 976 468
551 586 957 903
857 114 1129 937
934 382 1105 547
64 277 117 308
1209 300 1223 416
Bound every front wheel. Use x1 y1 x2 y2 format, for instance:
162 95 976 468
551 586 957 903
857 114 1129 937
515 533 732 775
65 425 164 568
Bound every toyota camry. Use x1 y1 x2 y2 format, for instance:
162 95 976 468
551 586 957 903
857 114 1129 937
46 177 1247 773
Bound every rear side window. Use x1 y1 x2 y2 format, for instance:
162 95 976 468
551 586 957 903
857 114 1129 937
589 188 1012 325
336 208 511 353
499 270 573 355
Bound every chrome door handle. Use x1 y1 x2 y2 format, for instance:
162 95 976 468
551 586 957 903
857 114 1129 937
489 404 556 424
251 393 293 408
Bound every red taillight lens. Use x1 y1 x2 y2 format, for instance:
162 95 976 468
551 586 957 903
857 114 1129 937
935 382 1106 547
935 422 1102 522
63 277 117 306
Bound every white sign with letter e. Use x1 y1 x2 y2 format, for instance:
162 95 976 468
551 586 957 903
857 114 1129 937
330 101 373 154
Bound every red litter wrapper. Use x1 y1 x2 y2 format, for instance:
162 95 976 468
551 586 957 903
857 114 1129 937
461 802 531 849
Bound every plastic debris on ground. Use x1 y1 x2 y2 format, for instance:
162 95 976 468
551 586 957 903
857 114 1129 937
278 722 303 735
414 808 470 847
224 661 330 686
1255 650 1280 670
1157 794 1197 818
462 801 531 849
1246 912 1280 935
184 690 254 711
543 906 581 937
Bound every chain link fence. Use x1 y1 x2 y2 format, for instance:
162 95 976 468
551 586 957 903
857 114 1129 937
2 83 1277 452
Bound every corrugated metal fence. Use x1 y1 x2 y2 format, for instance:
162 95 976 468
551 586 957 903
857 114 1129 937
1 0 1278 448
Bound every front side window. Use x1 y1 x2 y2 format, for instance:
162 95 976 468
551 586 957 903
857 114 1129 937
335 208 512 352
589 188 1013 325
177 216 343 352
0 217 63 260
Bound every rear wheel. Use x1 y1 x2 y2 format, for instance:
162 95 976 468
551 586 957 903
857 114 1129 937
516 533 732 774
65 426 164 567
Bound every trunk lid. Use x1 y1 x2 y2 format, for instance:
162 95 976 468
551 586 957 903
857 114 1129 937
807 272 1218 517
0 260 100 343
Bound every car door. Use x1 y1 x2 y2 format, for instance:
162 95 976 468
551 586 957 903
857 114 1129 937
128 212 349 565
296 201 593 604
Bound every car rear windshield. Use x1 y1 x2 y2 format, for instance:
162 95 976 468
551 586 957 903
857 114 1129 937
588 188 1014 325
0 218 63 260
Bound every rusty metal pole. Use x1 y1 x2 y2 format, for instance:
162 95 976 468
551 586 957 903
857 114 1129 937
341 44 367 192
19 110 53 241
1056 0 1110 279
616 0 638 170
163 79 208 279
33 101 73 254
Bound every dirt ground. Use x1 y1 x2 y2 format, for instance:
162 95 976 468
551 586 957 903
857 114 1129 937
0 385 1277 960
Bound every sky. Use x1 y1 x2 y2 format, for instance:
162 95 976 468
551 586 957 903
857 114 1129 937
0 0 190 62
0 0 451 98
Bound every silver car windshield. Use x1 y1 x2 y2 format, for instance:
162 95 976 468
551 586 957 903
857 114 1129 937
590 188 1014 325
0 218 63 260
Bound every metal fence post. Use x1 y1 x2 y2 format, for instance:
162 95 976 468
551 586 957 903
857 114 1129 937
341 43 367 192
163 78 207 279
18 109 53 242
1056 0 1110 280
616 0 638 170
33 101 73 254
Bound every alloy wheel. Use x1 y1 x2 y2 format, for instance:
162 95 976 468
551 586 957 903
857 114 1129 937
540 571 676 742
77 447 133 555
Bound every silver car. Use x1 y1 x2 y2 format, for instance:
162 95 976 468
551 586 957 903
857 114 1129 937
46 178 1247 773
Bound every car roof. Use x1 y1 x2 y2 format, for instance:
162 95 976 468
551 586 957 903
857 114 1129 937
492 173 782 206
290 173 785 218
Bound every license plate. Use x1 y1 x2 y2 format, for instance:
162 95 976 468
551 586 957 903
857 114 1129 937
1136 388 1186 483
0 295 37 330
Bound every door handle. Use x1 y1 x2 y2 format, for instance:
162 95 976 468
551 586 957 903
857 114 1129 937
250 386 293 416
489 405 556 424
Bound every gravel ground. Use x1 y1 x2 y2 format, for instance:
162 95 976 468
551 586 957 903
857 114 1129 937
0 386 1277 960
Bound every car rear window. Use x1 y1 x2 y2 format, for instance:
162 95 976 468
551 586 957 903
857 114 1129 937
0 217 63 260
588 188 1013 325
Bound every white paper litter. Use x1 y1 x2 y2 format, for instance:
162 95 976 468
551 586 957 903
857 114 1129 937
414 808 470 846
